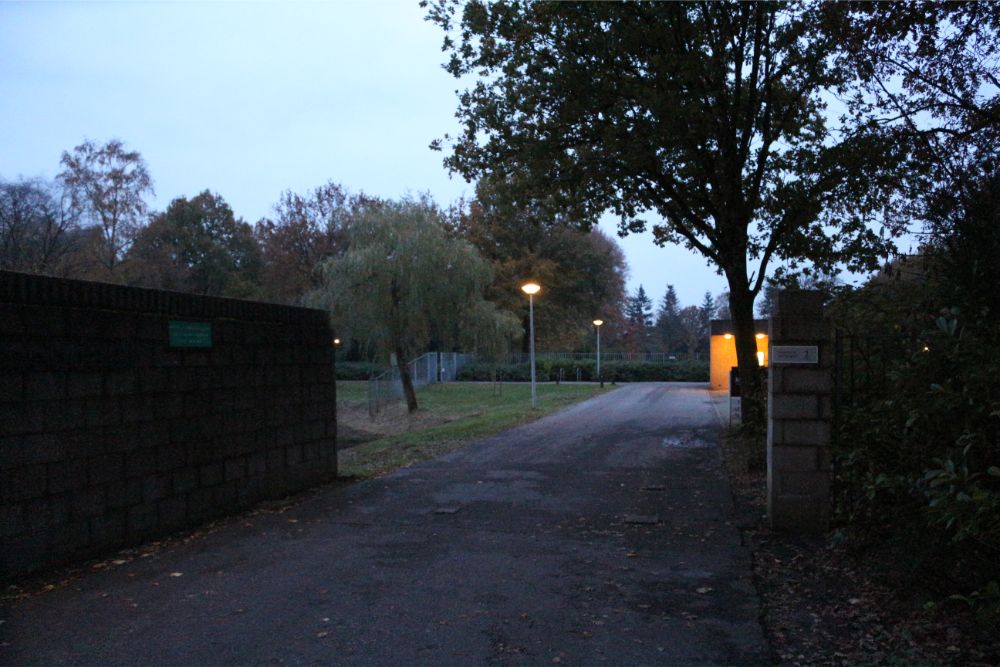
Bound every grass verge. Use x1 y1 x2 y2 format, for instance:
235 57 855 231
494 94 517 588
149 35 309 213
337 382 614 479
335 380 368 402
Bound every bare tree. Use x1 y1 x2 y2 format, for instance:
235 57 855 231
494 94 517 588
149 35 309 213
58 139 153 276
0 178 80 274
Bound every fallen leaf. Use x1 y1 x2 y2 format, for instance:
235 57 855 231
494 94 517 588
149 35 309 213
696 587 713 594
169 572 183 578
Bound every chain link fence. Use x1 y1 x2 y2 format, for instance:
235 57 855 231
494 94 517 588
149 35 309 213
503 351 697 363
367 352 475 418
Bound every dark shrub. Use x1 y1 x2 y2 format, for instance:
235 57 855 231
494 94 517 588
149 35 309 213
335 361 382 380
456 359 708 383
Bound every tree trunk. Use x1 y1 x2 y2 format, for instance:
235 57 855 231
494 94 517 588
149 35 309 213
725 273 765 432
396 347 419 413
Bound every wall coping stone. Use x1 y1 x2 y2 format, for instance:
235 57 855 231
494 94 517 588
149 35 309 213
0 270 327 326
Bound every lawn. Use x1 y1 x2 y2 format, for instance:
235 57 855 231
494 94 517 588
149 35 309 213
335 381 614 479
335 380 368 402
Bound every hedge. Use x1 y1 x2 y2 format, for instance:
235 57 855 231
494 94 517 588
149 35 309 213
335 361 383 380
456 358 708 382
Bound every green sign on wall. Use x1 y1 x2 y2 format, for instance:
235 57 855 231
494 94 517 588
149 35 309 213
168 320 212 348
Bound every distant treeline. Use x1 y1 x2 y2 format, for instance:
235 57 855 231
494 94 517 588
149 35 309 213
2 140 727 359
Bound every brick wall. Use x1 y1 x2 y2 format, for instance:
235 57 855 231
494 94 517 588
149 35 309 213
766 290 832 531
0 271 336 579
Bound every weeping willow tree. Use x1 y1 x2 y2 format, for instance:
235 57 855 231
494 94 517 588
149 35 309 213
309 197 519 412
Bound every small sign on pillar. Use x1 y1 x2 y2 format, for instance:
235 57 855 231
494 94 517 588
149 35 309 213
771 345 819 364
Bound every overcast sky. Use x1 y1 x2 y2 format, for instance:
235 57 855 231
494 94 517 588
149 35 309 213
0 1 727 309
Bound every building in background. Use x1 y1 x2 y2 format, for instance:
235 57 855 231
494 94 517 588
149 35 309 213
709 319 769 392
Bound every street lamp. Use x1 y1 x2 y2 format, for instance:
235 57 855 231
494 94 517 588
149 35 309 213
592 319 604 387
521 282 541 408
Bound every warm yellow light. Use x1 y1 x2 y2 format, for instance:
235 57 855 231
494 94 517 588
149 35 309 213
922 345 930 352
757 351 765 366
755 333 765 339
333 338 341 346
593 319 604 327
723 333 733 340
521 282 541 295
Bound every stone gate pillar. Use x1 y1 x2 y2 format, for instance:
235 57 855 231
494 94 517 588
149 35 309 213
767 290 832 531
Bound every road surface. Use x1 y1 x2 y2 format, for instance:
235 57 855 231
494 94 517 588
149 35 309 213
0 382 768 665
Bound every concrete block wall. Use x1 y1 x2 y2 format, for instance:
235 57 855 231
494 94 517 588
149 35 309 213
0 271 336 579
766 290 832 531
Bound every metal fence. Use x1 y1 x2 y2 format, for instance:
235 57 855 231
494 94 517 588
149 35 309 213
832 333 900 413
367 352 475 418
832 332 909 448
503 351 697 363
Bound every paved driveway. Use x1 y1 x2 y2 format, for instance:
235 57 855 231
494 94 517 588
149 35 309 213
1 383 768 665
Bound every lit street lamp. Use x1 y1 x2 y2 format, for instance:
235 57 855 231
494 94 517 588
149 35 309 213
593 319 603 387
521 282 541 408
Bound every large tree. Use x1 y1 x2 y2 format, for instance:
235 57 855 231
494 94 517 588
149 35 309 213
309 197 519 412
654 285 682 354
426 1 904 422
829 4 999 176
622 285 654 354
126 191 262 298
457 178 627 352
58 139 154 276
0 178 80 275
255 182 366 305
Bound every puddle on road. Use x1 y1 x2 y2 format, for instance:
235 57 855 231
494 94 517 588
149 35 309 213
661 433 712 449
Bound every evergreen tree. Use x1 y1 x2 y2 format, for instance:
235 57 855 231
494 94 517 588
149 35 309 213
654 284 682 354
699 291 716 328
622 285 654 353
627 285 653 327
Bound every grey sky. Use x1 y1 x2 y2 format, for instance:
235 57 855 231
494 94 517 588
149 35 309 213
0 0 726 309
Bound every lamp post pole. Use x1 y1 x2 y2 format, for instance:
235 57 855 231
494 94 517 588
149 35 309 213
593 319 603 388
529 292 536 407
521 282 541 409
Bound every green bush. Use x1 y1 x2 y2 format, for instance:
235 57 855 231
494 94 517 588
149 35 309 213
335 361 382 380
830 200 1000 630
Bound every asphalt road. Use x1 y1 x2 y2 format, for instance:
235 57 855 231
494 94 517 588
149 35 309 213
0 382 769 665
